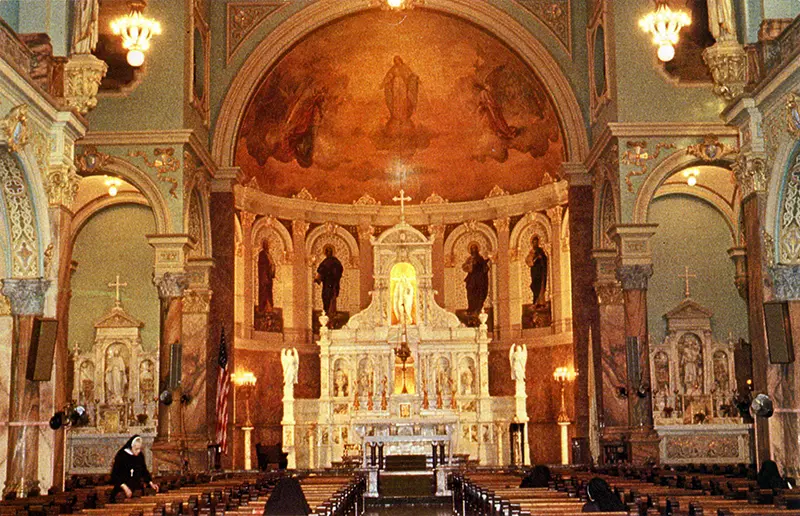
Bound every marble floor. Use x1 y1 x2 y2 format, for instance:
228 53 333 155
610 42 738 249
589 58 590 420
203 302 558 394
364 504 452 515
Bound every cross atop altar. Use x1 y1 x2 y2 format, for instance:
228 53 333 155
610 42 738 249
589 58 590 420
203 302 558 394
107 274 128 307
393 189 412 223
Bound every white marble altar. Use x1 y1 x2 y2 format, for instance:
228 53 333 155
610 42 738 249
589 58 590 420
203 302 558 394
283 221 520 469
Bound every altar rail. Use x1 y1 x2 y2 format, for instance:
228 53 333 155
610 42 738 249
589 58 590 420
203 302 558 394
362 434 452 469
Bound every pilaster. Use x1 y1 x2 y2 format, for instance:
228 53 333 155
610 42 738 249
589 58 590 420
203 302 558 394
357 225 375 310
292 221 309 338
492 218 511 338
428 224 446 307
240 212 257 337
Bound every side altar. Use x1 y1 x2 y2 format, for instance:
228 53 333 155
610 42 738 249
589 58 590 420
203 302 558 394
281 214 528 471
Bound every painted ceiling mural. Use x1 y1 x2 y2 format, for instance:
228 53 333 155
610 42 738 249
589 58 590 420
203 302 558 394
235 9 565 204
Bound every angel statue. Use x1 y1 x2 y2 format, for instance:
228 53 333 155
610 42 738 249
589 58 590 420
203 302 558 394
281 348 299 399
509 343 528 383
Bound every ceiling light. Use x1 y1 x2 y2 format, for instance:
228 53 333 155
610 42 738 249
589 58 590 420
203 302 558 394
111 1 162 68
639 0 691 62
104 176 122 197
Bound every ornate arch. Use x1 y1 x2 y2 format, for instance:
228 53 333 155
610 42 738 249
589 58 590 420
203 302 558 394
443 222 498 267
252 216 293 265
632 149 736 225
594 180 618 249
70 192 151 241
89 156 172 234
510 212 552 259
305 224 359 268
212 0 588 168
769 141 800 265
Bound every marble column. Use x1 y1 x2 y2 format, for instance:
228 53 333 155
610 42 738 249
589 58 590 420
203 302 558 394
547 207 566 333
592 250 628 442
292 221 309 337
181 258 214 471
428 224 446 307
357 225 374 310
492 218 511 339
240 212 257 338
609 224 659 464
2 278 49 497
565 164 595 458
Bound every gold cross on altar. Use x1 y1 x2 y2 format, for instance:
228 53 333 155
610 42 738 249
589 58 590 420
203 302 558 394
393 189 412 223
108 274 128 306
678 266 696 298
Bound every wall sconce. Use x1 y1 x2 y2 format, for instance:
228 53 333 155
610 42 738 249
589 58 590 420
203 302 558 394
111 0 162 67
639 0 691 62
232 371 257 426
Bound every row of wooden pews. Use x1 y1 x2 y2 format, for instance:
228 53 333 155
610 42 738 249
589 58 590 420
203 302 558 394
0 472 364 516
450 471 628 516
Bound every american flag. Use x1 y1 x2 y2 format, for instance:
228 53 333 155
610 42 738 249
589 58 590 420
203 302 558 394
215 328 231 454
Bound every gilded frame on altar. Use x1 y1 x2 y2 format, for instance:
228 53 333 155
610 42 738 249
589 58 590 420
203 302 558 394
399 403 411 418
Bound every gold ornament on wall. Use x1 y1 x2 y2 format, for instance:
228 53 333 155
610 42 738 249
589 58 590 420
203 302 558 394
128 147 180 198
621 140 676 192
786 92 800 140
686 135 738 161
2 104 29 154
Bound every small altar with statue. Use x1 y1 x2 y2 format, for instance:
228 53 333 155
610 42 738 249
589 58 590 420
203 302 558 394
279 199 530 489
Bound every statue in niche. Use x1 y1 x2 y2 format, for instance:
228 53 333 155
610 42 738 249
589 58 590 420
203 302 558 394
257 240 276 313
436 358 451 395
462 243 490 314
460 364 475 396
71 0 99 54
713 350 730 393
315 245 343 315
334 366 349 397
526 235 548 305
139 361 155 402
79 360 95 403
707 0 737 42
393 275 415 324
358 360 374 395
679 333 703 395
653 351 670 393
105 347 128 404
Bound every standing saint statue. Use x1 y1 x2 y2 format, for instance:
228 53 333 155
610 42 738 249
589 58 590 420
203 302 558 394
393 275 415 324
71 0 99 54
509 343 528 383
281 348 299 398
382 56 419 137
525 235 548 305
707 0 737 42
257 240 276 313
105 348 127 404
315 246 344 315
462 243 490 314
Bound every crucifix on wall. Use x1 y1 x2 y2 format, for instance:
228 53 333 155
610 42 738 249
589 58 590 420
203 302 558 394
108 274 128 307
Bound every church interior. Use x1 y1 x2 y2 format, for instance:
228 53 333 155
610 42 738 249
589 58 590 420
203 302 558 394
0 0 799 513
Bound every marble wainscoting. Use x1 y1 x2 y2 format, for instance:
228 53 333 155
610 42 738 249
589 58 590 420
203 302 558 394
768 362 800 477
656 424 752 465
0 316 11 487
67 434 154 475
37 373 55 491
599 303 627 429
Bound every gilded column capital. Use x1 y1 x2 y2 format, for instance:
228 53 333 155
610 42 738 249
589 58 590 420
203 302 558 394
239 211 257 233
357 224 374 241
292 220 309 239
594 282 624 306
771 265 800 300
183 288 213 314
701 40 747 102
492 217 510 233
427 224 445 240
546 205 563 226
44 164 81 206
732 152 767 198
153 272 189 299
615 264 653 291
1 278 49 315
63 53 108 114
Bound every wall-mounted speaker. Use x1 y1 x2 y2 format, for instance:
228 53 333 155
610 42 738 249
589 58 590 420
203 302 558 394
764 301 794 364
26 317 58 381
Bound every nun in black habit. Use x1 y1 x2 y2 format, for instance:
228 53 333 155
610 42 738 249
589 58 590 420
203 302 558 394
264 476 311 515
109 435 159 500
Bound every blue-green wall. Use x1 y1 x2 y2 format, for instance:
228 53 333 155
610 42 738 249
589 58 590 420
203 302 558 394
0 0 20 31
648 194 748 345
68 204 159 353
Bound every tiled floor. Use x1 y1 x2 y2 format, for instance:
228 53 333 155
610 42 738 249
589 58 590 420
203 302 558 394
364 504 452 515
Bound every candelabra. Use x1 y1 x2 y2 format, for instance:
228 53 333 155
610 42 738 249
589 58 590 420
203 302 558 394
232 371 257 469
553 366 576 464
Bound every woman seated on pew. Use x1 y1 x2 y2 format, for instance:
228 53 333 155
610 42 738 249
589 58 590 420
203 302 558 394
265 476 311 515
109 435 159 500
582 477 626 513
520 465 551 488
757 460 791 490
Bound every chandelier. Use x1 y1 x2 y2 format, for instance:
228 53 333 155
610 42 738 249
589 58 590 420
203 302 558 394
638 0 691 62
111 0 162 67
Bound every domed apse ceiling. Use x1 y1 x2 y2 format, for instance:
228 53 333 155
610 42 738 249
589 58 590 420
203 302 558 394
235 9 565 204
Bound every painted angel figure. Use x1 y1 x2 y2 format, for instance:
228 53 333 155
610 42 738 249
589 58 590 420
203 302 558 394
281 348 299 387
509 343 528 382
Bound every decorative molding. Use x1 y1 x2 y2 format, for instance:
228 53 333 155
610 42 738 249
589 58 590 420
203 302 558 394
771 265 800 300
702 40 747 102
292 220 309 238
594 282 623 306
492 217 510 233
485 185 509 198
45 164 81 206
183 288 212 313
615 264 653 291
731 153 767 198
293 188 316 201
686 135 738 162
2 104 29 154
0 148 40 277
605 122 739 138
422 192 448 204
786 92 800 139
75 145 111 173
153 272 189 299
512 0 571 54
621 140 677 192
226 2 288 63
63 53 107 114
128 148 180 199
190 2 211 127
353 193 381 206
1 278 49 315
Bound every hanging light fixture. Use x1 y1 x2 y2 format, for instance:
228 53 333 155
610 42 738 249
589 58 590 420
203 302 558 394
104 176 122 197
111 0 162 67
639 0 691 62
682 168 699 186
373 0 423 10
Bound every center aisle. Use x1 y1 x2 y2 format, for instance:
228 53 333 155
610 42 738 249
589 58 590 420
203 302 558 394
364 505 452 516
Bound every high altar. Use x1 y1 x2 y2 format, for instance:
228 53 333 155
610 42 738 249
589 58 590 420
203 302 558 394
281 217 529 471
